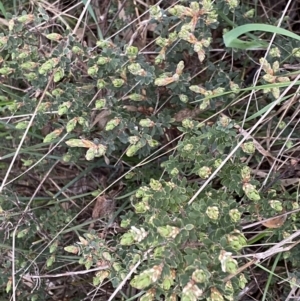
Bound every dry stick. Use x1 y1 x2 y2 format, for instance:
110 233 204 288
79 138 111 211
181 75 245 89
3 133 68 188
104 0 127 37
72 0 92 35
28 265 110 279
242 207 300 230
224 232 300 283
106 0 164 41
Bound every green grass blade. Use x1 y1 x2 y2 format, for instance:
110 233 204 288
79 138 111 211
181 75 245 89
0 1 6 18
223 24 300 50
80 0 103 40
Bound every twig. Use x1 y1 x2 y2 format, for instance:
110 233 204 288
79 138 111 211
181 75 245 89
27 265 110 279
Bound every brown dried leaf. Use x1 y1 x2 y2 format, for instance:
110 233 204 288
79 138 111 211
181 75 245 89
174 108 201 122
92 195 115 219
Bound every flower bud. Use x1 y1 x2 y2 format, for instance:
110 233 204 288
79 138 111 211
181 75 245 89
229 209 241 223
189 85 206 94
219 250 238 273
96 40 115 48
72 46 84 55
156 37 168 47
269 200 283 212
148 139 160 148
120 218 131 228
20 62 38 70
54 67 64 82
128 136 140 144
39 58 59 74
227 0 239 9
272 87 280 98
259 57 273 74
244 9 254 18
286 139 293 149
46 33 63 41
58 101 72 116
128 93 145 101
95 99 106 109
17 14 34 24
229 81 239 93
150 179 162 191
183 143 194 152
192 269 210 283
125 45 139 59
168 5 187 18
52 88 63 97
66 118 77 133
17 228 29 238
97 79 107 89
43 128 63 143
243 183 260 201
269 47 281 57
277 76 290 83
130 264 163 289
0 67 13 75
120 232 135 245
8 19 14 31
64 245 79 254
24 72 37 81
182 119 194 129
182 281 203 301
179 94 189 103
105 118 121 130
49 240 58 253
139 118 155 127
133 201 149 213
157 225 180 239
241 141 255 154
202 37 212 47
154 76 174 86
263 74 276 83
274 63 282 78
175 61 184 75
293 48 300 57
219 115 231 127
149 5 162 20
209 287 224 301
214 159 222 168
198 166 212 179
112 78 125 88
128 63 146 76
226 230 247 251
170 168 179 176
88 65 98 76
241 166 251 181
238 274 247 289
160 274 174 290
199 99 210 110
97 56 111 65
15 121 30 129
140 289 155 301
206 206 219 220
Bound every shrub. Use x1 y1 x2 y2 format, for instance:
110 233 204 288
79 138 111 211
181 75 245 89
1 1 300 300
